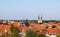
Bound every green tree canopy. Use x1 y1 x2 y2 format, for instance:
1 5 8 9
10 25 21 37
26 30 37 37
38 34 48 37
52 25 56 28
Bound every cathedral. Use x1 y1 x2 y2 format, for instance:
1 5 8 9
38 16 43 24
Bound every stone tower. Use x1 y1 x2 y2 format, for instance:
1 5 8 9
38 16 43 24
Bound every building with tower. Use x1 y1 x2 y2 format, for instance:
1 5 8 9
38 16 43 24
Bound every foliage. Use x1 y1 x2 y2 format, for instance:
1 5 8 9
0 32 9 37
10 25 20 33
11 32 21 37
10 25 21 37
46 24 49 28
0 34 5 37
52 25 56 28
26 30 37 37
38 34 48 37
57 35 60 37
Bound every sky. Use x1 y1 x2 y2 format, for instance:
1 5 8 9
0 0 60 20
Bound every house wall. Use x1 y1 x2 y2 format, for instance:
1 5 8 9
49 35 57 37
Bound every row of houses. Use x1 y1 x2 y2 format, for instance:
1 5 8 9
0 19 60 37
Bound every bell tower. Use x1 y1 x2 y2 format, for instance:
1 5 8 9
38 16 43 24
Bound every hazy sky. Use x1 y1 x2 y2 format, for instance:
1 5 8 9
0 0 60 20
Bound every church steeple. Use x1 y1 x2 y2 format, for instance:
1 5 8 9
38 16 43 24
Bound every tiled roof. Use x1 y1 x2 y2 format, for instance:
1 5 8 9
34 24 46 30
0 22 60 35
56 23 60 26
0 24 12 35
5 25 12 34
47 28 59 35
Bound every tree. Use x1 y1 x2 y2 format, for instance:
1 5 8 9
10 25 20 33
57 35 60 37
0 34 5 37
26 30 37 37
11 32 20 37
52 25 56 28
38 34 48 37
10 25 21 37
46 24 49 29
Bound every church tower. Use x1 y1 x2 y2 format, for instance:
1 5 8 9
38 16 43 24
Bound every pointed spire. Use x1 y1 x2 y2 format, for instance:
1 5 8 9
37 12 43 24
38 16 40 19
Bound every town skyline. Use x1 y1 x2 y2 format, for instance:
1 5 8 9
0 0 60 20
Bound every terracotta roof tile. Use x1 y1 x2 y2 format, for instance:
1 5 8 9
47 28 59 35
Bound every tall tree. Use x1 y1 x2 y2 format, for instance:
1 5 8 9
38 34 48 37
26 30 37 37
10 25 21 37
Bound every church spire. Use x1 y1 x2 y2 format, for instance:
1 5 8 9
37 13 43 24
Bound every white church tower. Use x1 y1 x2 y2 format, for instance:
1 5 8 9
38 16 43 24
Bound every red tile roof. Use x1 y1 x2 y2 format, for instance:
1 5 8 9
0 25 5 34
0 22 60 35
56 23 60 26
34 24 46 30
47 28 59 35
5 25 12 34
